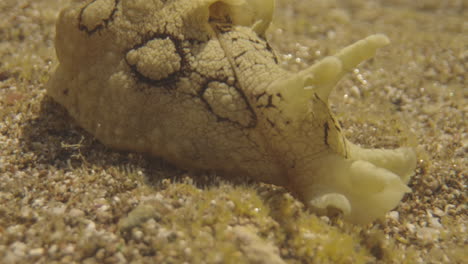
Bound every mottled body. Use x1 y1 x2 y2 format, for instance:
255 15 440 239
47 0 416 223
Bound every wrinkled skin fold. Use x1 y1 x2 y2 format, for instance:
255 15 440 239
47 0 417 224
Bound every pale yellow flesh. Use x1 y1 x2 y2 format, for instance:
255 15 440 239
47 0 416 224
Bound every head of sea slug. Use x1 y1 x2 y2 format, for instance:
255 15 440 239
264 34 417 224
203 2 418 223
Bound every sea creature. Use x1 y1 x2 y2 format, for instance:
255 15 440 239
47 0 416 223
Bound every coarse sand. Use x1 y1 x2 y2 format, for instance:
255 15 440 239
0 0 466 263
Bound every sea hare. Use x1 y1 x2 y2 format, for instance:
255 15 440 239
47 0 416 223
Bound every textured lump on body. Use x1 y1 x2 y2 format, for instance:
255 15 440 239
47 0 417 224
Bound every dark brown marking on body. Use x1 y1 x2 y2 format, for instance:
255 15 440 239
233 50 248 61
324 122 330 146
334 123 341 132
254 92 266 102
255 94 279 109
125 34 191 89
266 118 275 128
266 42 279 64
78 0 120 35
198 79 257 129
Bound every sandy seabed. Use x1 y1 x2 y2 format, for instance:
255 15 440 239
0 0 466 263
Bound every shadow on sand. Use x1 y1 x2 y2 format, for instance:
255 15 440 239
18 96 247 188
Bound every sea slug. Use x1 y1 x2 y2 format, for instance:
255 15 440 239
47 0 416 223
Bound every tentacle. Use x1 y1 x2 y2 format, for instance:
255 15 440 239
267 34 390 121
304 34 390 102
346 140 417 183
299 153 412 224
335 34 390 72
267 57 342 121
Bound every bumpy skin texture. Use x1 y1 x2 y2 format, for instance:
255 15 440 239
47 0 417 223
